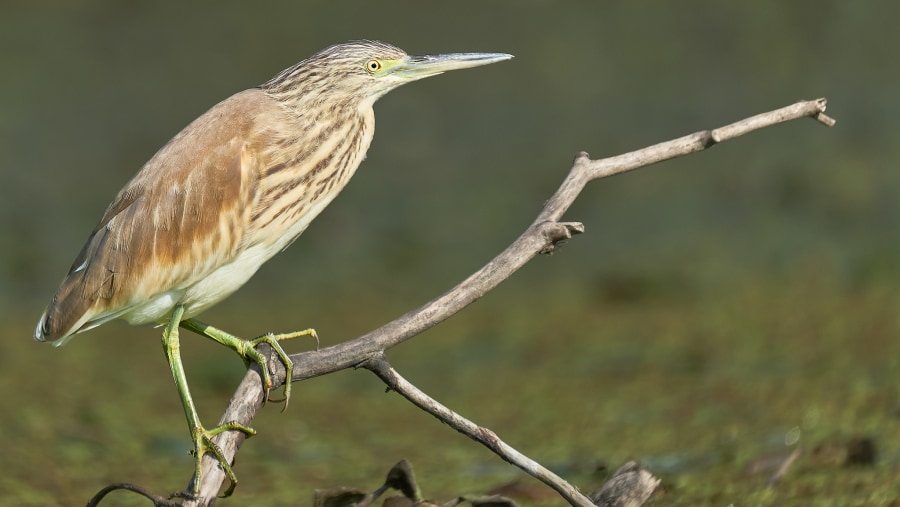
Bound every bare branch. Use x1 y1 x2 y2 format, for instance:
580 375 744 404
180 98 834 505
363 355 597 507
86 482 181 507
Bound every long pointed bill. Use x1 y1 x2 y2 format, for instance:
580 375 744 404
390 52 513 81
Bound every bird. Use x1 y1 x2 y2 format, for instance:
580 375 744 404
33 40 512 497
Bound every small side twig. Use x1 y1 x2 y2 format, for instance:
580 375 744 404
363 354 596 507
85 483 180 507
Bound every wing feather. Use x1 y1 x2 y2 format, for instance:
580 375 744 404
35 89 275 343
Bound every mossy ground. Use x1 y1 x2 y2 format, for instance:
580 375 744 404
4 266 898 506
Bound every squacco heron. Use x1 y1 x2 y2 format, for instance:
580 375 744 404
34 40 511 496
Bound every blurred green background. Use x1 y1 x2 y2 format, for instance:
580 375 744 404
3 1 899 505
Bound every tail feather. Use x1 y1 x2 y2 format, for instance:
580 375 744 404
34 276 100 345
33 310 51 342
36 197 127 345
33 311 79 347
34 292 82 345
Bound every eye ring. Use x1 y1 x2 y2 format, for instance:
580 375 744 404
365 59 382 73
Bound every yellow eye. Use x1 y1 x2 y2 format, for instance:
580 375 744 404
365 59 382 73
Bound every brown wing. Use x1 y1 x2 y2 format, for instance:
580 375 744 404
35 89 271 343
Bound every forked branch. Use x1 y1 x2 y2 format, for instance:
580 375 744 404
179 98 834 505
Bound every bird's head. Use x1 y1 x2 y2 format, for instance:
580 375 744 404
263 40 512 108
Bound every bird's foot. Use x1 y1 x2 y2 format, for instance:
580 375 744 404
180 319 318 410
248 328 318 409
188 420 256 498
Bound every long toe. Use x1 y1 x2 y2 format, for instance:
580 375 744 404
189 421 256 497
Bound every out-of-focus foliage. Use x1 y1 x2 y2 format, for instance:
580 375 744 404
2 1 898 506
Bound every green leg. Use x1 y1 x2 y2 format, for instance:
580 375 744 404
178 318 318 410
162 305 255 497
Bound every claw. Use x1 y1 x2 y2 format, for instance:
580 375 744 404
178 318 317 408
249 328 318 411
169 314 318 496
189 421 256 497
163 308 259 498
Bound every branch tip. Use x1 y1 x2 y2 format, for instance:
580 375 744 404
560 222 585 237
815 112 837 127
810 98 836 126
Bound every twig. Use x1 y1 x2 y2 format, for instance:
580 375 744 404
363 355 597 507
85 483 180 507
177 98 834 505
